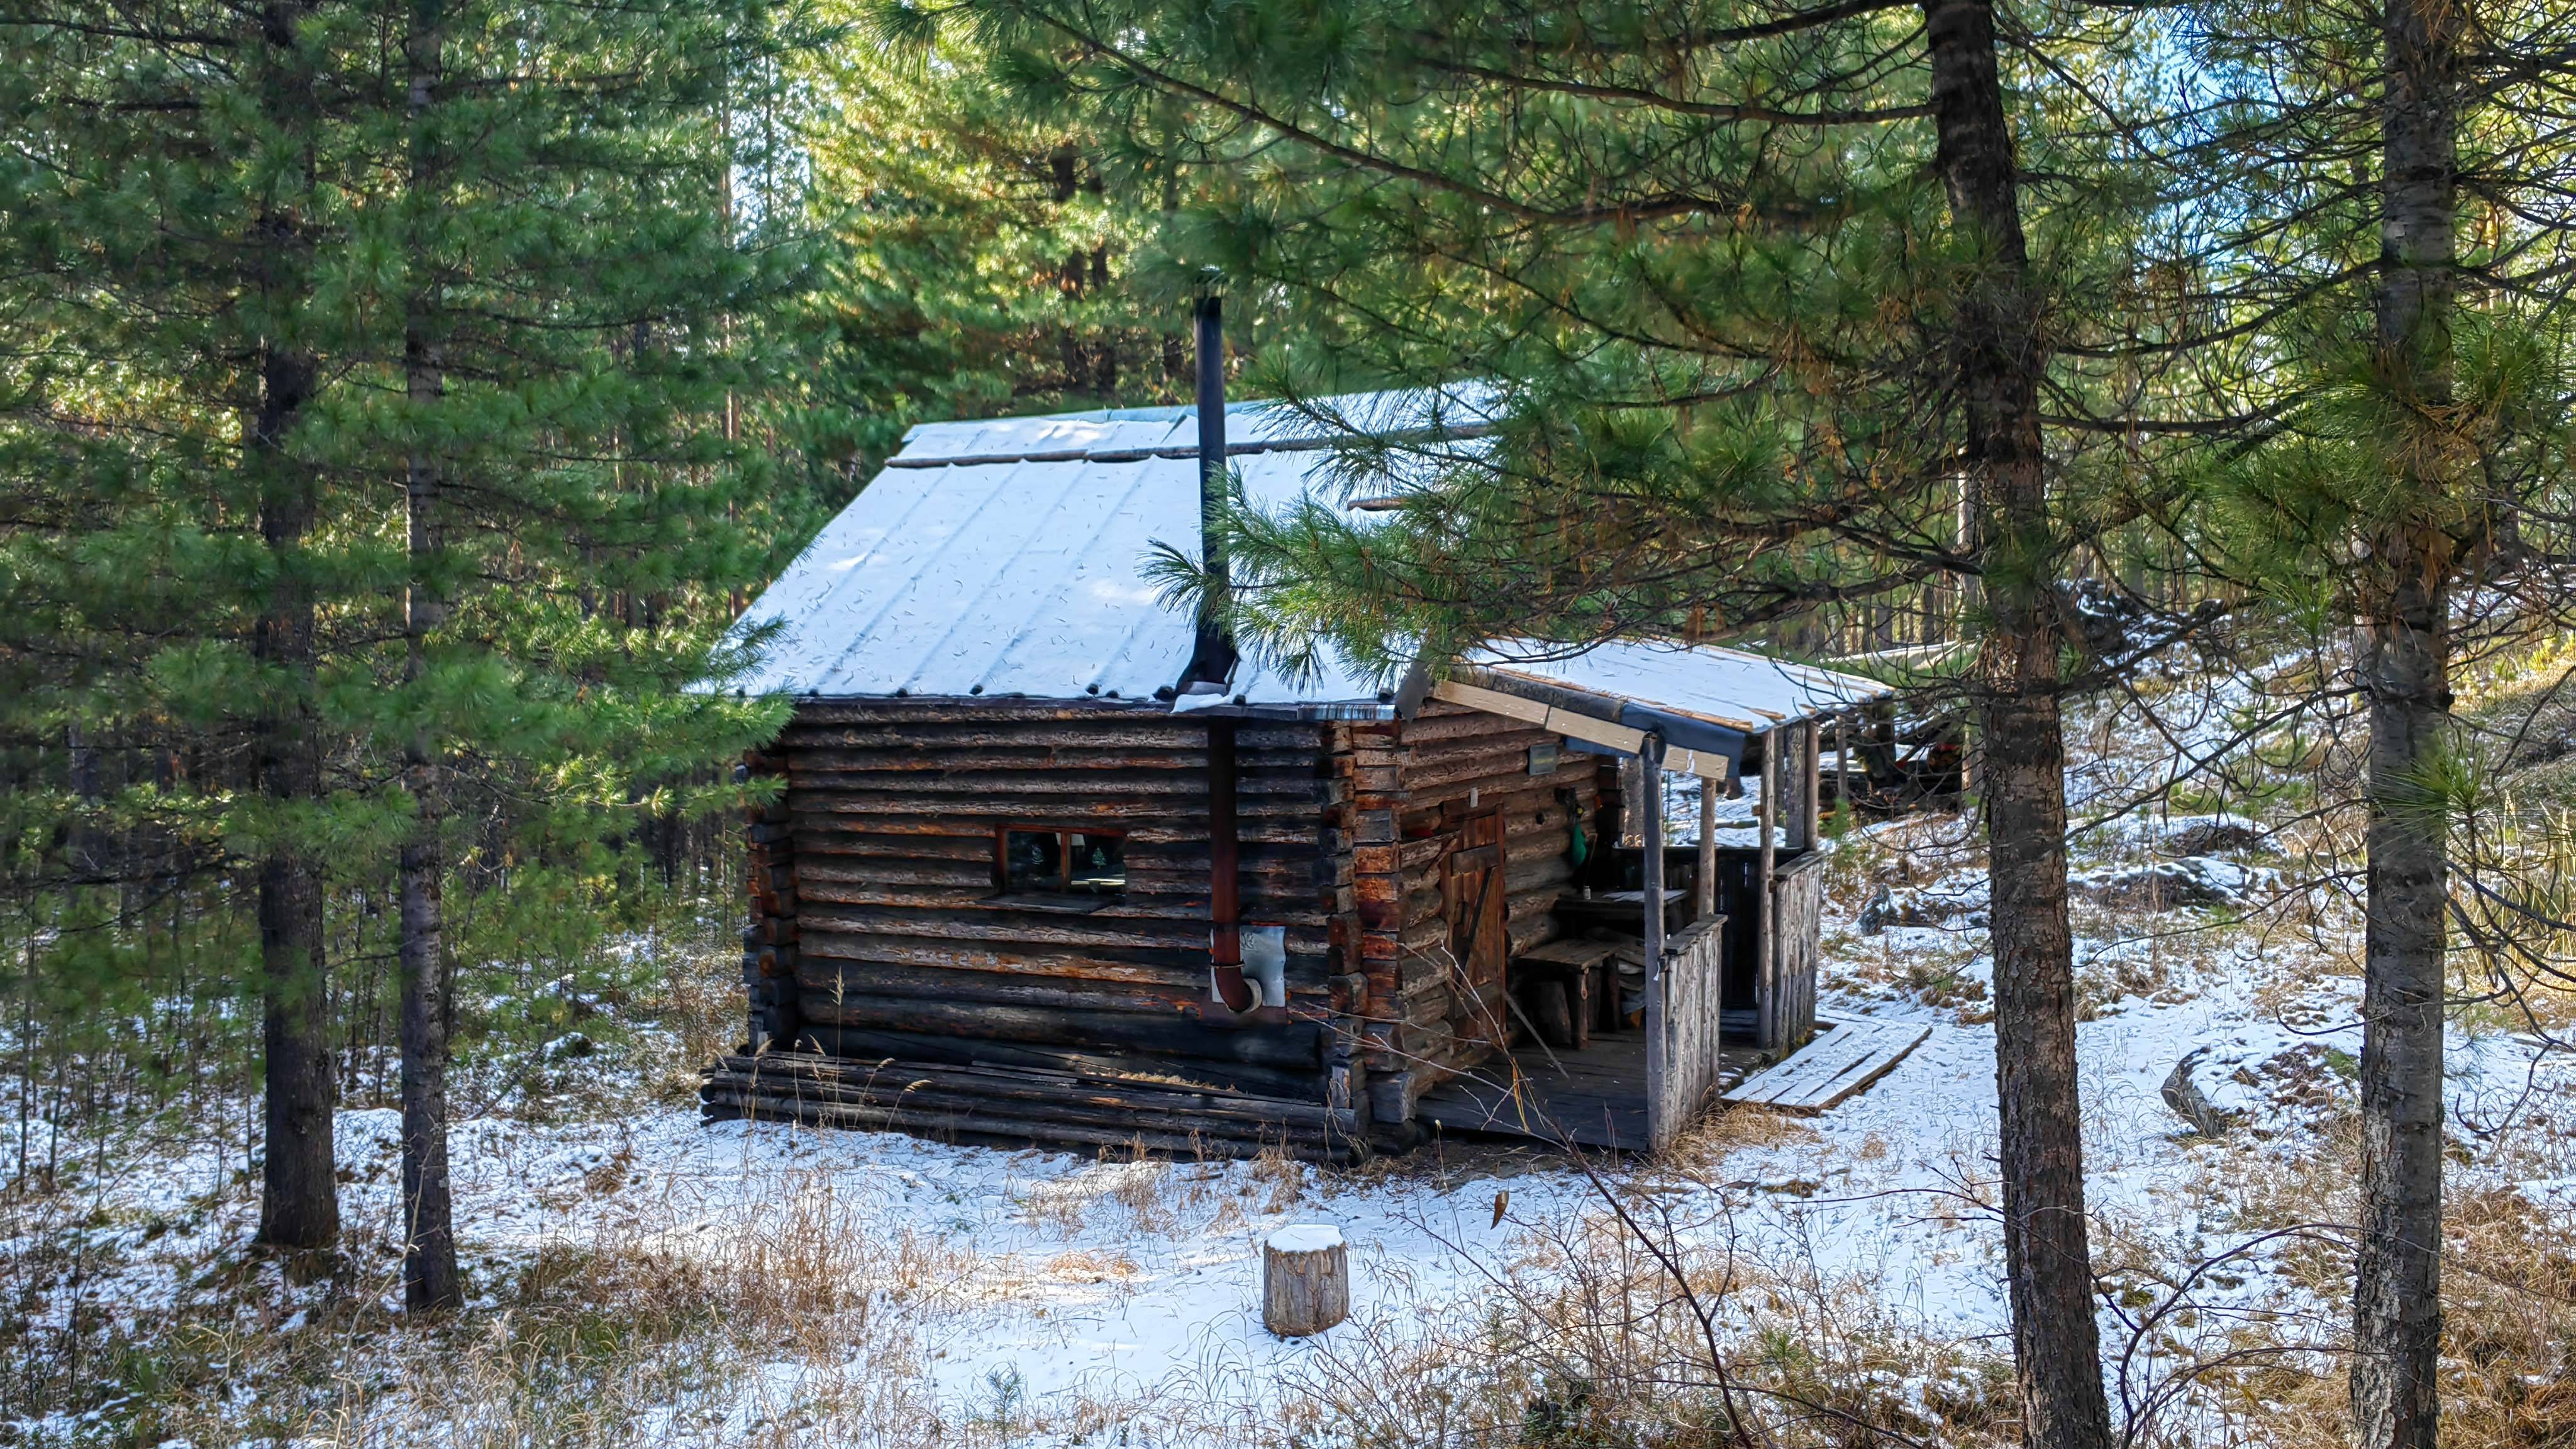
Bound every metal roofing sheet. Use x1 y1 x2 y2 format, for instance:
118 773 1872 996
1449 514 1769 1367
728 387 1890 734
1467 639 1889 735
885 385 1502 468
730 453 1201 701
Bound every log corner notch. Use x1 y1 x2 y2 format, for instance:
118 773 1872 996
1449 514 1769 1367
741 747 802 1052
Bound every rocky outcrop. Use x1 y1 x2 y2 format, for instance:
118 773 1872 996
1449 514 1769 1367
2155 814 2264 857
2071 857 2273 911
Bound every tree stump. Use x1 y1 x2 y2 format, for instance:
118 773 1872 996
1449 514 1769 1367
1262 1224 1349 1336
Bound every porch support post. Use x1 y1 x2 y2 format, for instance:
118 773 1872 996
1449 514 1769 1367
1835 714 1853 823
1785 721 1817 853
1756 731 1779 1051
1695 774 1718 919
1640 733 1668 1118
1804 722 1823 847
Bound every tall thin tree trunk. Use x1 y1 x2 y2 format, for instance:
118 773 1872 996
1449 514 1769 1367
398 0 460 1313
250 0 336 1259
1923 3 2110 1446
2352 0 2457 1440
253 337 335 1253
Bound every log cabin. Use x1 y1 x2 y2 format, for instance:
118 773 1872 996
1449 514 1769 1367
702 308 1889 1158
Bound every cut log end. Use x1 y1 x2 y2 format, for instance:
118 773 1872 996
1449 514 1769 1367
1262 1224 1350 1336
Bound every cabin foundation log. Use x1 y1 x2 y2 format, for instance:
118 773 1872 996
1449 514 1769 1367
701 1051 1365 1160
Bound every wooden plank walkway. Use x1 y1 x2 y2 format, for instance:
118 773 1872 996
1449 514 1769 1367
1719 1019 1930 1115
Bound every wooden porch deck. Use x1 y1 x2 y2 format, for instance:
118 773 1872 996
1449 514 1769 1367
1412 1031 1768 1151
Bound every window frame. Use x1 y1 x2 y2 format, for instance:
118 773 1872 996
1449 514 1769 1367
992 823 1128 903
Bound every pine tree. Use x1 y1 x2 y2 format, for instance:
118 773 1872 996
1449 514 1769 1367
0 0 388 1253
1 0 816 1272
397 0 457 1311
796 1 1201 472
935 0 2212 1439
2180 0 2576 1439
372 0 814 1306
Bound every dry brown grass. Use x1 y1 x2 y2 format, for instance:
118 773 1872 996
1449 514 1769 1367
1661 1102 1819 1175
2187 1182 2576 1449
1262 1184 2019 1449
2080 1099 2576 1449
108 1164 1023 1448
1250 1143 1309 1215
638 926 749 1108
1013 1151 1189 1236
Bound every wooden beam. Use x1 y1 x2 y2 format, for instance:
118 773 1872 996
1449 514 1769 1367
1696 777 1718 919
1430 680 1648 756
1641 734 1668 1135
1660 743 1733 780
1829 714 1845 820
1430 679 1549 726
1802 721 1823 849
1782 721 1816 853
1756 739 1779 1052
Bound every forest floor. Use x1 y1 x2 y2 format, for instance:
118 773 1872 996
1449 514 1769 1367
9 654 2576 1447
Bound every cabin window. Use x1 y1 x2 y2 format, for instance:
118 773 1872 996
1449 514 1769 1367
999 828 1125 900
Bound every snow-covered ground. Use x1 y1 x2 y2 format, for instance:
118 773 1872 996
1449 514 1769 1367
13 664 2576 1444
21 843 2571 1446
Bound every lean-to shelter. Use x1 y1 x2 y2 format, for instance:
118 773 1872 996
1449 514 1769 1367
704 358 1890 1158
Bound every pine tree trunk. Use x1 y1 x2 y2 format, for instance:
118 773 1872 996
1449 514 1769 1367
1923 3 2110 1446
249 0 336 1259
397 829 453 1306
397 0 460 1313
2353 0 2456 1440
253 341 336 1253
2353 582 2447 1449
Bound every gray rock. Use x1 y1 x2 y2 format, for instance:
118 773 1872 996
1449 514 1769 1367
2157 814 2263 857
2072 857 2271 911
1862 878 1991 931
2161 1048 2235 1136
1858 885 1894 936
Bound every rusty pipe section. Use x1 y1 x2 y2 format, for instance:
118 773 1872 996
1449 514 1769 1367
1208 717 1253 1011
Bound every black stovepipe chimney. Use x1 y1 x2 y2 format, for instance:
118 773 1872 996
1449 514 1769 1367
1187 293 1236 688
1191 292 1254 1013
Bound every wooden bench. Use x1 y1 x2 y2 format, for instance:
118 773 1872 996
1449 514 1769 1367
1511 938 1621 1048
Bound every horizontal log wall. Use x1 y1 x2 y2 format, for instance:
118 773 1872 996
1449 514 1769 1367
1345 704 1607 1130
767 702 1346 1104
741 747 801 1050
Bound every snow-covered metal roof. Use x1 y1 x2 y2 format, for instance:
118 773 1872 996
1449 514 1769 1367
1467 640 1885 736
1444 640 1890 777
879 386 1499 470
726 389 1467 708
726 387 1890 738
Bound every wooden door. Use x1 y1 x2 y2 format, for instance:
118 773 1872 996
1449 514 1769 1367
1448 808 1509 1048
